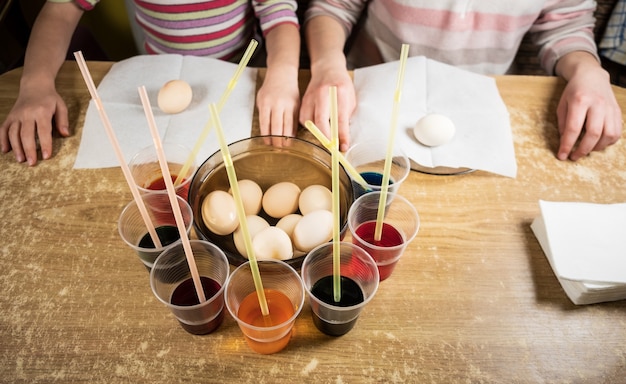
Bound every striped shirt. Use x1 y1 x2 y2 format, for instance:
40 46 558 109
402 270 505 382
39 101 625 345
599 0 626 65
305 0 599 75
69 0 299 62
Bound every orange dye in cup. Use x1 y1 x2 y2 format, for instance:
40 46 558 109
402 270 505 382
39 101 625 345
237 289 295 354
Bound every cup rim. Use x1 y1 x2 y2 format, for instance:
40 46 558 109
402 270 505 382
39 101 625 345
129 142 197 192
347 191 420 249
344 141 411 188
117 192 193 252
301 241 380 311
149 240 230 310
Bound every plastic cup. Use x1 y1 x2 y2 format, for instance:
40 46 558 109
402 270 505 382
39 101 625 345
344 140 410 199
225 260 304 354
150 240 229 335
348 191 419 281
301 242 379 336
118 192 193 270
128 142 196 199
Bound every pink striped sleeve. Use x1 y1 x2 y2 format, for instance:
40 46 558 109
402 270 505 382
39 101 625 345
530 0 599 74
254 0 299 36
305 0 368 36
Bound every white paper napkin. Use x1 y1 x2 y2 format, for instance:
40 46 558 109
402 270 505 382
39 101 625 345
74 54 257 169
531 200 626 304
351 56 517 178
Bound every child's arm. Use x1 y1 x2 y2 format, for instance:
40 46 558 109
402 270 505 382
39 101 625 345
0 1 84 165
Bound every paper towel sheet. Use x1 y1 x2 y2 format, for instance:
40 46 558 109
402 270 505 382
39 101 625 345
352 56 517 178
532 200 626 284
74 54 257 169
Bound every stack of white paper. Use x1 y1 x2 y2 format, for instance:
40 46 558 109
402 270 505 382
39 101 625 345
531 200 626 305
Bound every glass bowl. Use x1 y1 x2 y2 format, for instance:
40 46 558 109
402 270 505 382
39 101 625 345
188 136 354 269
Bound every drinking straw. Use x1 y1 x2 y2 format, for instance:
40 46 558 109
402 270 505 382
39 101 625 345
303 120 369 189
329 86 342 303
173 39 259 187
73 51 162 249
138 86 206 303
374 44 410 241
209 103 270 317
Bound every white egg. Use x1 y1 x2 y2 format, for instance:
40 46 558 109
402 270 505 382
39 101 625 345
233 215 270 258
157 79 193 114
252 226 293 261
299 185 332 215
292 209 334 252
262 182 301 218
413 113 456 147
201 190 239 235
229 179 262 215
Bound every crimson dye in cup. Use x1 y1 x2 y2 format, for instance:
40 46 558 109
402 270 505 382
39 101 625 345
353 221 404 281
170 276 225 335
150 240 229 335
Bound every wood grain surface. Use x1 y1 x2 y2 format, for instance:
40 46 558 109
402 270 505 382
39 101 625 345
1 61 625 383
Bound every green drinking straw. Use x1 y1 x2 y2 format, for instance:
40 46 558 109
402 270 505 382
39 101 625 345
173 39 259 187
329 86 342 303
209 103 270 317
374 44 410 242
303 120 369 189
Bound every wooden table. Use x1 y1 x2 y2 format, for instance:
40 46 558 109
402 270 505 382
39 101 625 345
1 61 625 383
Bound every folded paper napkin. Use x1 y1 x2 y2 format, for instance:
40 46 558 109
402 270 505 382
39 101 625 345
531 200 626 305
351 56 517 178
74 54 257 169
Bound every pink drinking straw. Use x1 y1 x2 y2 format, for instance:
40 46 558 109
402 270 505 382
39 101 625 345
73 51 162 248
137 86 206 303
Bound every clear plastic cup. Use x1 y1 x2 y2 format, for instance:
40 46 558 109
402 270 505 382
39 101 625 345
225 260 304 354
301 242 379 336
344 140 410 199
150 240 229 335
348 191 419 281
118 192 193 270
128 142 196 199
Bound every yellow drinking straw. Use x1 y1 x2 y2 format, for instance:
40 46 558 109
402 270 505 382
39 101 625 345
138 86 206 303
329 86 342 303
374 44 410 242
303 120 369 189
209 103 270 317
173 39 259 187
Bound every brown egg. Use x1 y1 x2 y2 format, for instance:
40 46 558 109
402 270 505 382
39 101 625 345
262 182 301 218
229 179 262 215
299 185 332 215
157 79 193 114
201 190 239 235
